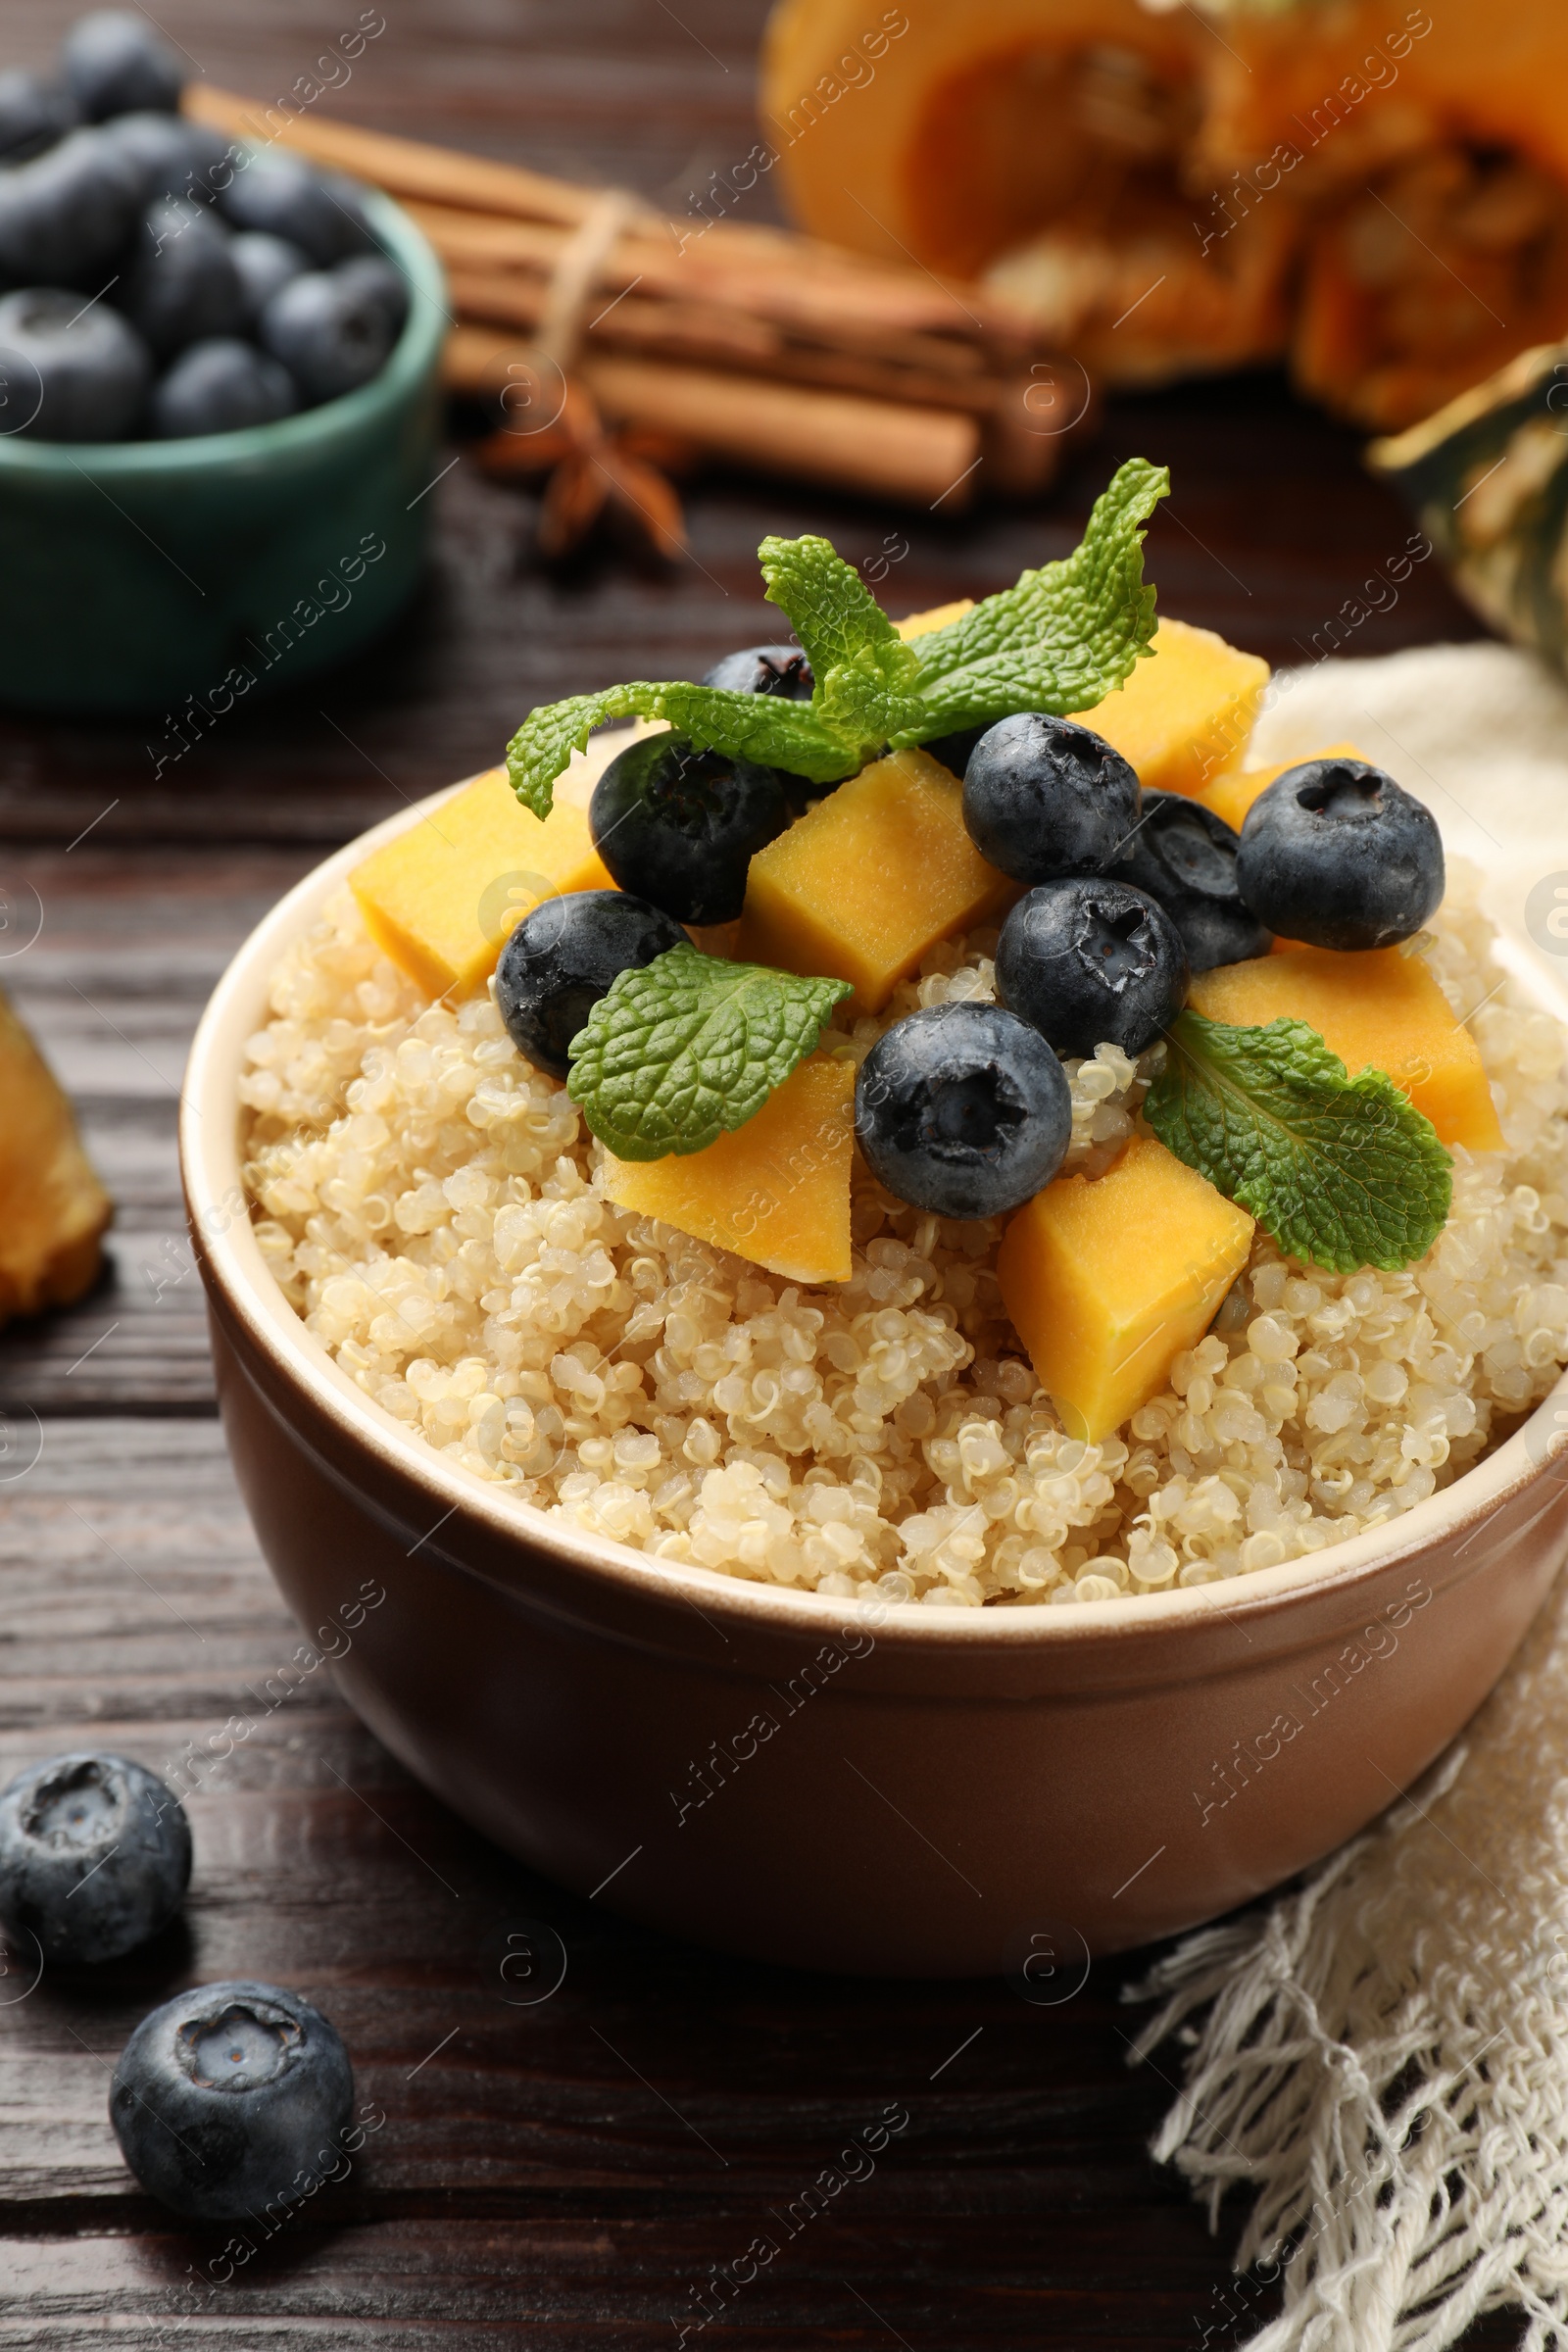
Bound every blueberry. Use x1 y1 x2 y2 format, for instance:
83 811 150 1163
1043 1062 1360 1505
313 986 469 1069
496 888 686 1079
1235 757 1445 951
590 734 791 925
0 70 78 165
110 1979 353 2221
228 228 307 322
1115 791 1272 972
61 11 183 119
218 150 365 267
855 1002 1072 1220
0 286 150 439
997 876 1189 1058
118 195 245 358
920 722 988 779
259 265 397 403
701 643 814 699
961 712 1142 884
100 110 231 205
0 1752 189 1963
334 251 408 342
0 126 144 288
151 335 296 436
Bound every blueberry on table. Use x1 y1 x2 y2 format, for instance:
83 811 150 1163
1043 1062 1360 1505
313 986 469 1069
496 888 686 1079
0 127 144 287
62 11 183 119
1236 757 1445 951
1115 791 1272 972
152 336 297 437
110 1980 353 2221
590 735 791 925
855 1001 1072 1220
0 1752 190 1964
229 229 308 322
218 150 365 267
961 713 1142 884
997 876 1190 1058
701 643 814 699
0 69 78 165
118 195 246 359
259 267 399 403
0 287 150 440
101 111 231 205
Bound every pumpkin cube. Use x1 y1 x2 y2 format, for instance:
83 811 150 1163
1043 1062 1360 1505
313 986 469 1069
1197 740 1372 835
734 747 1016 1016
1072 616 1270 799
998 1134 1255 1444
602 1053 855 1284
1188 946 1503 1152
0 986 112 1325
350 765 612 1000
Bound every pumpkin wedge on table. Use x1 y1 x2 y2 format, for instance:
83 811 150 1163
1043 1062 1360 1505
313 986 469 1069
0 986 112 1325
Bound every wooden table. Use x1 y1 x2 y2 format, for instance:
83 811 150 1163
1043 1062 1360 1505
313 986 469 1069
0 4 1518 2344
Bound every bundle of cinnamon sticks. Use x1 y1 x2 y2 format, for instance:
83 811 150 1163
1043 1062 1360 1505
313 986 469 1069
188 86 1085 515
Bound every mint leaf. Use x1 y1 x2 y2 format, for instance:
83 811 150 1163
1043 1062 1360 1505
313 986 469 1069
506 680 859 820
1144 1011 1452 1275
567 944 852 1160
894 457 1169 740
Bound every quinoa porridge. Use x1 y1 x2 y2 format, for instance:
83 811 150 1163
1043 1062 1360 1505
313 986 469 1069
239 855 1568 1609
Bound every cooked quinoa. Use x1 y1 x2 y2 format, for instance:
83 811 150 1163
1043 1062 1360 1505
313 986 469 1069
240 858 1568 1607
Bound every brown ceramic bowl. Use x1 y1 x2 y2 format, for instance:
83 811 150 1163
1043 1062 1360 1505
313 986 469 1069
180 761 1568 1977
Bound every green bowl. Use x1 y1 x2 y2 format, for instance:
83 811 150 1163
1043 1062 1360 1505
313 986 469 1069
0 186 447 717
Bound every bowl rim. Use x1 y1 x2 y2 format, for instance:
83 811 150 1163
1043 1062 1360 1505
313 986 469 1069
179 754 1568 1649
0 179 445 475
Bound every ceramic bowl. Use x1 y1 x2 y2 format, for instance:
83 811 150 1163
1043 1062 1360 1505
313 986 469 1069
181 757 1568 1976
0 185 445 716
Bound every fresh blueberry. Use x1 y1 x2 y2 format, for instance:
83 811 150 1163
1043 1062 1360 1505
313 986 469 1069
496 888 686 1079
218 150 365 266
997 876 1189 1058
110 1979 353 2221
961 712 1141 884
228 228 307 322
100 110 231 205
151 335 296 436
0 70 77 165
855 1002 1072 1220
920 722 988 780
61 11 183 119
259 265 397 402
0 1752 190 1963
701 643 814 699
0 126 144 287
117 195 246 358
590 734 791 925
333 251 408 342
1235 757 1445 951
1115 791 1271 971
0 286 150 439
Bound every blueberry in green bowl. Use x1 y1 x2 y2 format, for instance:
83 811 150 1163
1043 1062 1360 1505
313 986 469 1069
0 176 445 715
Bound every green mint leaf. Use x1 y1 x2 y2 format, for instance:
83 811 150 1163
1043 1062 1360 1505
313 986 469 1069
506 681 858 820
567 943 853 1160
1143 1010 1452 1276
760 531 925 769
894 457 1169 740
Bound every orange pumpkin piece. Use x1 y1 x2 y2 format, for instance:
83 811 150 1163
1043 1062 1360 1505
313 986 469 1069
602 1053 855 1284
734 746 1016 1016
998 1134 1255 1445
351 766 612 1000
1070 617 1270 800
1188 946 1503 1153
0 986 112 1325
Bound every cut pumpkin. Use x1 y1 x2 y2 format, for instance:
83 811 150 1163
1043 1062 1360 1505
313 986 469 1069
1188 946 1504 1153
1070 616 1269 799
350 766 613 1000
998 1133 1255 1444
602 1053 855 1284
0 987 112 1325
734 746 1017 1016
